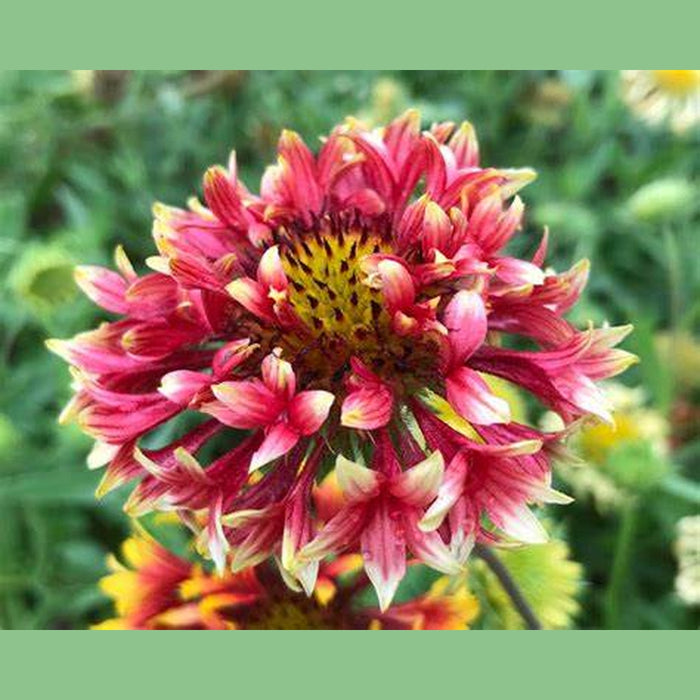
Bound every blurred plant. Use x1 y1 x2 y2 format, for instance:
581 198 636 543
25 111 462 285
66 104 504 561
472 536 583 630
550 383 670 511
674 515 700 606
7 242 77 319
71 70 131 104
627 178 696 225
621 70 700 134
95 524 479 630
359 76 409 124
656 331 700 393
521 77 573 128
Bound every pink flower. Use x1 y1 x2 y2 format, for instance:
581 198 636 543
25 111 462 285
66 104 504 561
49 110 634 609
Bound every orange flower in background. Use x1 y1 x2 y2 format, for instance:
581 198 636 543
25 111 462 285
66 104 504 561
95 527 478 630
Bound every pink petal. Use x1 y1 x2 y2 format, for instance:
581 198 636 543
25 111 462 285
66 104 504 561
205 493 229 574
405 512 462 574
376 259 415 311
210 380 284 428
288 390 335 435
361 499 407 612
277 130 323 214
249 422 300 471
443 290 487 365
257 245 288 292
335 455 382 503
341 386 394 430
261 351 296 400
74 266 128 314
496 257 545 286
421 200 452 255
203 165 248 230
389 451 444 507
226 277 275 322
420 453 468 531
299 504 369 561
446 367 511 425
158 370 211 406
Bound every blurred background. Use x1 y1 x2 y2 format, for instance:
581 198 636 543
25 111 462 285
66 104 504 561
0 70 698 629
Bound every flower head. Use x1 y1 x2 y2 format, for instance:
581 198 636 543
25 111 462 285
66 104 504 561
50 111 634 609
473 536 583 629
95 525 478 630
622 70 700 134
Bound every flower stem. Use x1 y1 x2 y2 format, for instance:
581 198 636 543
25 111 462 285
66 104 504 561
663 224 682 392
474 543 542 630
603 500 638 629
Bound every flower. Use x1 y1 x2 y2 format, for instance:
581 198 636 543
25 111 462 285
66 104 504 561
94 526 478 630
546 383 669 510
621 70 700 134
49 110 634 610
473 536 583 629
674 516 700 607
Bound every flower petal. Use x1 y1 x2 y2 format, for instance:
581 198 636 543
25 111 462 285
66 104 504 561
249 422 300 471
210 380 283 428
443 290 487 365
361 499 406 612
261 351 296 399
389 451 444 507
341 386 393 430
446 367 511 425
288 390 335 435
335 455 382 503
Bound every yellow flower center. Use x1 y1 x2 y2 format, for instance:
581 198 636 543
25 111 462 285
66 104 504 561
652 70 700 96
270 218 442 389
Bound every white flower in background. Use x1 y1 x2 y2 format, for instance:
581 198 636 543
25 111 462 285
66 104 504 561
674 516 700 606
622 70 700 134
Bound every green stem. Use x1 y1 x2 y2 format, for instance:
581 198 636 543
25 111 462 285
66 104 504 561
603 500 638 629
662 224 682 392
474 543 542 630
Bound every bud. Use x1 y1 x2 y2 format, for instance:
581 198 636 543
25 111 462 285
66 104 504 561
9 244 77 317
627 178 696 224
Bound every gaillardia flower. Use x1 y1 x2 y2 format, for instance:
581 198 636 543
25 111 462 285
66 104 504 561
622 70 700 134
48 111 635 610
95 526 478 630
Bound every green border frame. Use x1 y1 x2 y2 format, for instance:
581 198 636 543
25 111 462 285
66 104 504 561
1 2 699 67
2 4 698 690
2 631 697 693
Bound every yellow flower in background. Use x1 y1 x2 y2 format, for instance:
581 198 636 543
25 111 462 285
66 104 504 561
473 538 583 630
547 383 670 510
674 516 700 607
622 70 700 134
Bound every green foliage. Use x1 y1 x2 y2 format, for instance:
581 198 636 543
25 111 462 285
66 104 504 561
0 70 698 629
